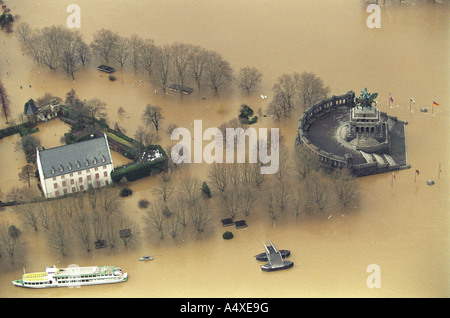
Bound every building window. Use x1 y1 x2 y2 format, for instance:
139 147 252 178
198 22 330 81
78 171 82 175
55 191 59 197
62 181 67 187
103 165 107 169
53 177 57 181
79 177 83 183
87 175 92 181
70 173 73 177
70 179 74 185
72 187 76 193
103 171 108 177
61 175 65 179
53 183 58 189
95 167 98 171
95 173 100 179
63 189 68 195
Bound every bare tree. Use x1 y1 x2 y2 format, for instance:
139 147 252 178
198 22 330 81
169 196 190 228
179 177 201 208
239 185 256 217
0 79 11 123
48 211 72 257
272 73 300 112
111 35 129 68
118 216 140 247
208 162 230 195
190 201 211 233
170 42 193 88
220 185 240 219
71 210 92 252
139 38 158 78
39 25 68 71
85 97 107 121
133 126 160 160
204 51 233 94
128 34 144 72
16 203 39 231
152 45 172 93
188 45 209 91
298 71 330 109
142 104 164 131
15 22 33 44
143 201 166 239
76 39 91 66
332 168 360 208
305 172 330 212
153 178 175 203
293 145 318 179
98 187 122 217
0 222 24 264
237 66 262 93
90 28 119 63
60 30 85 79
263 185 281 226
18 164 35 188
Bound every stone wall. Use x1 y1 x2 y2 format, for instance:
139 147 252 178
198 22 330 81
296 91 356 170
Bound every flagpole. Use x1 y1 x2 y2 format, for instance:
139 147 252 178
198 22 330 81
438 162 441 178
414 169 417 183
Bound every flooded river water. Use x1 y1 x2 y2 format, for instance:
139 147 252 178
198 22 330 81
0 0 448 298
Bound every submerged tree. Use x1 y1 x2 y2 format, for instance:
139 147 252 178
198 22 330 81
0 79 11 123
142 104 164 131
204 51 233 94
237 66 262 93
0 222 24 265
90 28 119 63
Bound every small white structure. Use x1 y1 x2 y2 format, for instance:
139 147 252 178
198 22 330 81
36 134 113 198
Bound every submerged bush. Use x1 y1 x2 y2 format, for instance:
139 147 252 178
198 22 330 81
222 231 233 240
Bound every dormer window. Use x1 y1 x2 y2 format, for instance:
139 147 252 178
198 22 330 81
68 163 72 171
85 159 89 167
51 167 56 174
59 164 64 173
101 155 106 163
76 161 81 168
93 157 98 165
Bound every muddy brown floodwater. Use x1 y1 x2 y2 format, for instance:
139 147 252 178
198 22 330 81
0 0 448 298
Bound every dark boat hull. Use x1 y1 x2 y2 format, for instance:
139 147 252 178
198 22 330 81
255 250 290 262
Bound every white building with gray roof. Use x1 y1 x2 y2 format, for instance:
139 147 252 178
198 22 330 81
36 134 113 198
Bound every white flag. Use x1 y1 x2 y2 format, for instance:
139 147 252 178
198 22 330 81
410 97 415 104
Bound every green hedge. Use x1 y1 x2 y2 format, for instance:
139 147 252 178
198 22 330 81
0 122 39 139
111 156 168 182
111 146 168 182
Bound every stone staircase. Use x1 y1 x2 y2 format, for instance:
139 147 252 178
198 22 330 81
360 151 396 167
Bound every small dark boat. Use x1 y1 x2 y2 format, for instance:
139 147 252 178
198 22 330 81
97 65 116 73
221 218 234 227
255 249 290 262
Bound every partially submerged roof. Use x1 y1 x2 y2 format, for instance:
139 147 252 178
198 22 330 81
38 135 112 179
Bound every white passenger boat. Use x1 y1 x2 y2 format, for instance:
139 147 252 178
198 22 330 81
12 265 128 288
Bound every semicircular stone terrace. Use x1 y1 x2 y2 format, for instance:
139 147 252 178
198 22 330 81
295 91 410 177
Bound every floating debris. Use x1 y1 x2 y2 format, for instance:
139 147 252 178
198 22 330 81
426 180 435 186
